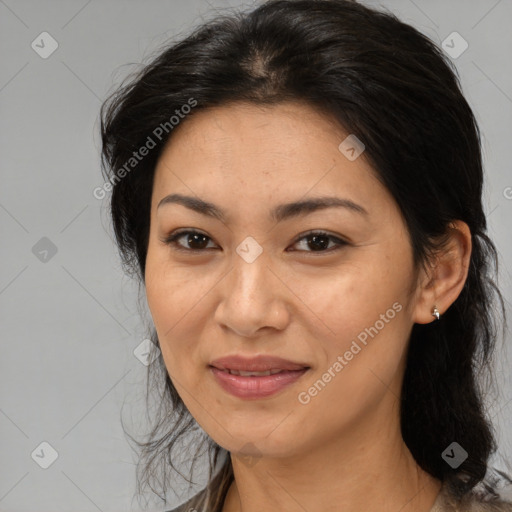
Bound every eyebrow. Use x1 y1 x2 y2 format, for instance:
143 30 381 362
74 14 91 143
157 193 369 223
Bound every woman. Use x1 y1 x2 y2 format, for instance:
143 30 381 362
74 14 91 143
99 0 512 510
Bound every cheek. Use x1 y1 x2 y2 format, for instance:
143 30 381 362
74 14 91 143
145 244 230 389
298 257 411 378
297 304 410 434
145 263 190 369
295 261 397 337
145 254 207 332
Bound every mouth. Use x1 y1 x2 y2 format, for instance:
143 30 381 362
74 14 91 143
208 354 310 399
213 368 294 376
209 366 310 399
209 354 311 373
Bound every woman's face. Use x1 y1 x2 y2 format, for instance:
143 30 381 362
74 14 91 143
145 101 425 459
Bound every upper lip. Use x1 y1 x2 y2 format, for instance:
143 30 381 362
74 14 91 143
209 355 310 372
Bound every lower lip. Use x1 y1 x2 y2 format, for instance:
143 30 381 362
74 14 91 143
209 366 309 399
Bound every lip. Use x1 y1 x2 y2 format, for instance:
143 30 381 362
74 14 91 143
210 366 309 399
209 354 310 372
208 355 310 400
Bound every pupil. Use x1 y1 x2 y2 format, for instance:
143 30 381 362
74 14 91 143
189 233 208 249
309 235 328 251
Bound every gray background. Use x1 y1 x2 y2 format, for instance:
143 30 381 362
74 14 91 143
1 0 511 511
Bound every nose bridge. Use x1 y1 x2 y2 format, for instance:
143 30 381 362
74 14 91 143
229 243 271 306
214 240 289 336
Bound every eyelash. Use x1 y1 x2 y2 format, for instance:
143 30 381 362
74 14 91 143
161 229 348 255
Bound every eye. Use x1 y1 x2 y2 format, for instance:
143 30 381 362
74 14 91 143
161 229 348 254
161 229 218 252
287 230 348 254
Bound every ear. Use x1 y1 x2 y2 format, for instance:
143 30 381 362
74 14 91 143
412 220 472 325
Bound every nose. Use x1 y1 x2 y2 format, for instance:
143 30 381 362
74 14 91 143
214 252 291 338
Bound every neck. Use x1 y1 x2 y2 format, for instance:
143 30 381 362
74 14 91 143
221 395 442 512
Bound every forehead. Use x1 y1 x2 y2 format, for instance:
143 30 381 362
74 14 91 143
157 101 345 162
151 101 391 222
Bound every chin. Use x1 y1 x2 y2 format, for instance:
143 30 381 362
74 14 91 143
216 426 303 459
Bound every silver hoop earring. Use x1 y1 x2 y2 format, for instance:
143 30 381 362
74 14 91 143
432 305 440 321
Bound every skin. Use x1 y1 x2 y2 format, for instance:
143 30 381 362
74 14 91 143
144 101 472 512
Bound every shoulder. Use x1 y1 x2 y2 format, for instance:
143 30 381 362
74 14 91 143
434 468 512 512
164 488 207 512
